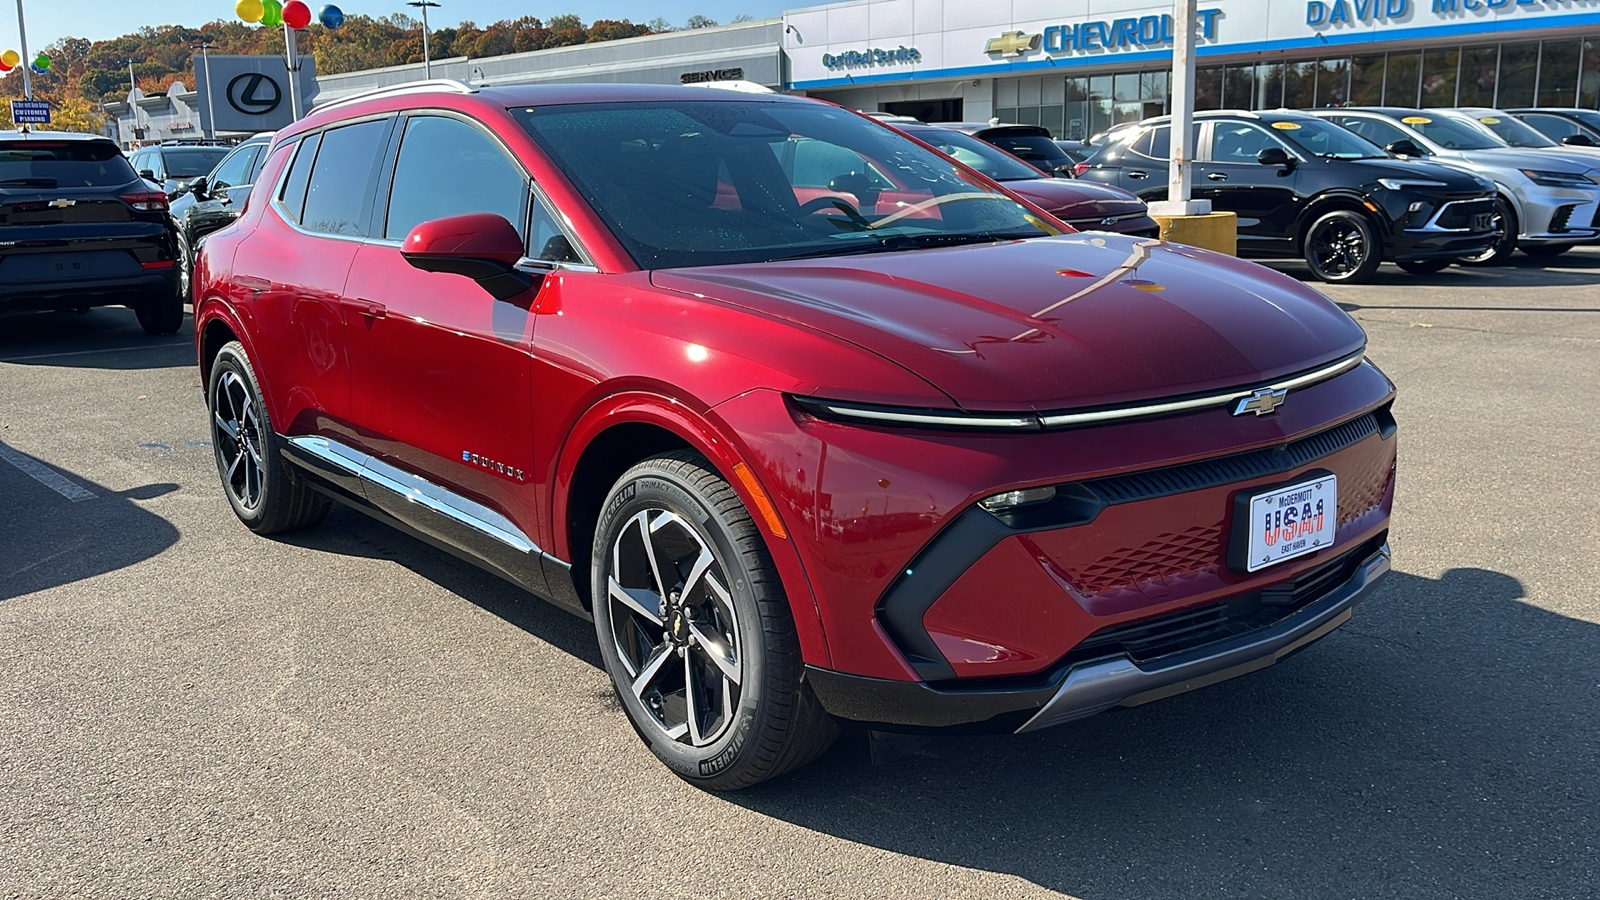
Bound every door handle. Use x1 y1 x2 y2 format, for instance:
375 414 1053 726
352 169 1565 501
342 297 386 320
1128 170 1148 179
1207 172 1229 181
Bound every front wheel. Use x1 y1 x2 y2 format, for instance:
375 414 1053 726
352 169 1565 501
591 452 837 790
1304 210 1383 284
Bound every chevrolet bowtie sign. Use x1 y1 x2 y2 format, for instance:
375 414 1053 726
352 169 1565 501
985 31 1041 57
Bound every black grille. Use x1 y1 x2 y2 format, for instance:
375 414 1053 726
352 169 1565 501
1085 412 1380 506
1550 204 1578 234
1436 198 1493 230
1591 204 1600 228
1061 533 1386 666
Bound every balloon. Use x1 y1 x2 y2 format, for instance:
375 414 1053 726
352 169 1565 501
29 63 44 74
0 61 11 74
283 0 312 30
32 53 50 71
235 0 263 23
1 49 20 69
317 4 343 29
261 0 282 27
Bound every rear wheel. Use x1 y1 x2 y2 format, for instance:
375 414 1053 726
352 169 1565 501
1460 197 1517 266
1522 243 1575 259
1304 210 1382 284
135 284 184 335
1397 258 1452 275
207 341 330 534
591 452 837 790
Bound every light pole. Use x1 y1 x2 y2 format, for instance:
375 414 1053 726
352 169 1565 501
407 1 440 79
194 37 217 139
16 0 33 100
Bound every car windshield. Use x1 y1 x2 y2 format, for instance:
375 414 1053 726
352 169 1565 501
984 133 1072 167
1271 118 1387 159
514 100 1056 269
164 148 229 177
1399 114 1504 150
0 140 138 188
1467 113 1557 147
901 126 1044 181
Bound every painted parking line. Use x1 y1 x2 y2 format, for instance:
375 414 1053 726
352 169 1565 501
0 342 189 363
0 444 96 502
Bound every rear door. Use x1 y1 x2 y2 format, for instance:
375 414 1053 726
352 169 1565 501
0 138 174 297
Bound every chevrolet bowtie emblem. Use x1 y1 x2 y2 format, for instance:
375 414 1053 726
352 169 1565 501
49 199 77 208
984 31 1041 57
1233 387 1288 417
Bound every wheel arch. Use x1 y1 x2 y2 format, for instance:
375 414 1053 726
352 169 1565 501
554 392 830 669
1295 192 1385 255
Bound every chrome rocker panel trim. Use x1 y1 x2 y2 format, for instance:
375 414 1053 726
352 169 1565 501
1015 542 1391 734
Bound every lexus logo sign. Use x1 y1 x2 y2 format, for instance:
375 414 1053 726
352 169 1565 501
226 72 282 116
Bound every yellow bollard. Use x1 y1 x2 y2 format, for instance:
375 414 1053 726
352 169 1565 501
1152 211 1239 256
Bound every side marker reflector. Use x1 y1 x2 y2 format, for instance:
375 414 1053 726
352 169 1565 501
732 462 788 539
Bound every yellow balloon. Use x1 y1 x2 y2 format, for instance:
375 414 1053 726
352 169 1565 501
0 50 18 68
236 0 264 23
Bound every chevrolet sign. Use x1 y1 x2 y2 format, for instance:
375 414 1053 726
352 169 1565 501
985 31 1041 57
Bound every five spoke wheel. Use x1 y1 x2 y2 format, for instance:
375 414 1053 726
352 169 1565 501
212 370 265 512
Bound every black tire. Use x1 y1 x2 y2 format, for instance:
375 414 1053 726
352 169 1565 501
1459 197 1517 266
207 341 331 534
135 281 185 336
176 228 193 303
1522 242 1575 259
591 451 837 790
1303 210 1383 284
1396 258 1452 274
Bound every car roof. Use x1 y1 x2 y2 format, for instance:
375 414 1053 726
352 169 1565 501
1505 107 1591 115
931 122 1051 135
0 130 116 142
1137 108 1319 126
1319 107 1430 117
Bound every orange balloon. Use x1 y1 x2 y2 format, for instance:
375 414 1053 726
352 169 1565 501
0 49 20 69
236 0 264 23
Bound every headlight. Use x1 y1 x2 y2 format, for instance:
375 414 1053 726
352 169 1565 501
791 396 1042 431
1377 178 1448 191
1518 168 1600 188
978 486 1057 512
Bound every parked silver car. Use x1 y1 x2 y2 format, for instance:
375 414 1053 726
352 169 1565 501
1307 107 1600 263
1439 108 1600 163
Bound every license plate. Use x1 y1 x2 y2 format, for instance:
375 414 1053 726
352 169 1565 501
1241 475 1337 573
1472 213 1493 231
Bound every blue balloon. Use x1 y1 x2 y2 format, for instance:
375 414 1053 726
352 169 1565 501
318 4 343 28
29 62 45 74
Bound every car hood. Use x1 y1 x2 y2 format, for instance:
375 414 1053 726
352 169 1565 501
1331 157 1489 190
651 234 1365 411
1002 177 1147 220
1436 146 1600 174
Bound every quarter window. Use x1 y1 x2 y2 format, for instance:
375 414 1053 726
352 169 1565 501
277 134 320 223
209 145 260 190
383 115 528 241
300 119 390 237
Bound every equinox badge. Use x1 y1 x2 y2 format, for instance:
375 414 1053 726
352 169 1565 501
1233 388 1288 417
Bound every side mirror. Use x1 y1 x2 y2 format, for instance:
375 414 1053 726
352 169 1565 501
138 168 157 180
1562 133 1596 147
1257 146 1294 168
188 176 209 201
1385 139 1427 157
401 213 541 301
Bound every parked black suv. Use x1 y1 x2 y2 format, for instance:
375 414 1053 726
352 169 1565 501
933 123 1078 177
0 131 183 334
128 141 231 197
1077 110 1498 282
168 133 273 298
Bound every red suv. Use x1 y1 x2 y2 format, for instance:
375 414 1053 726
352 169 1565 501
195 83 1397 789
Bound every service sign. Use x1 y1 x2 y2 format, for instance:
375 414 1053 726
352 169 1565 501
10 99 50 125
783 0 1600 89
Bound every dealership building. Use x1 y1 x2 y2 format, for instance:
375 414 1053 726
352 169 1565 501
102 1 1600 144
785 0 1600 138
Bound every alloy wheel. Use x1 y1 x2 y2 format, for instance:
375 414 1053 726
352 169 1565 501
606 508 742 747
211 370 266 511
1310 219 1368 278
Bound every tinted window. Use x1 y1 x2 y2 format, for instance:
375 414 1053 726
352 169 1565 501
1327 116 1410 150
515 101 1053 269
902 127 1042 181
1131 126 1169 159
1469 114 1554 148
1210 123 1280 162
1271 118 1385 160
985 134 1071 167
0 140 138 188
277 134 319 223
530 196 582 263
209 145 261 190
301 119 390 236
384 116 527 240
164 148 229 178
1402 114 1500 150
1520 113 1583 141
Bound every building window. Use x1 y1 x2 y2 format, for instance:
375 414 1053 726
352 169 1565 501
1317 58 1350 107
1223 64 1255 109
1351 55 1386 105
1196 66 1223 110
1386 51 1421 107
1581 40 1600 109
1498 42 1539 107
1458 45 1499 107
1285 60 1317 109
1256 62 1286 109
1539 40 1581 107
1421 48 1459 107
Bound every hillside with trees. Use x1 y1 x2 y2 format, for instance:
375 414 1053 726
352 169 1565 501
0 12 743 131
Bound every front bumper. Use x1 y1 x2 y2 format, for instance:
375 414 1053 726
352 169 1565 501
807 541 1390 733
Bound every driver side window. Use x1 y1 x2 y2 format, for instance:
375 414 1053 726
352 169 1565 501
383 115 528 241
1210 124 1278 163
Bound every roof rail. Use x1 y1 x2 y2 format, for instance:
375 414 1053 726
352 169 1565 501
312 78 478 115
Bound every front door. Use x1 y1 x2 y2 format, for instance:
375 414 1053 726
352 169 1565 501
1194 121 1302 255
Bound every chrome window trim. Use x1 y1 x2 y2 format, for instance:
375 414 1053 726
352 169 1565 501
287 436 538 554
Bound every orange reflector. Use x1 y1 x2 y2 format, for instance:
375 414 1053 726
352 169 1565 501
141 260 176 269
732 462 787 539
1363 201 1380 213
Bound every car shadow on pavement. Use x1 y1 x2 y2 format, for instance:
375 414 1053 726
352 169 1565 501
1272 253 1600 289
729 567 1598 899
0 441 180 601
0 308 192 370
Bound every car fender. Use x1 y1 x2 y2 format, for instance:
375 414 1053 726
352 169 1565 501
553 389 831 669
1295 189 1391 248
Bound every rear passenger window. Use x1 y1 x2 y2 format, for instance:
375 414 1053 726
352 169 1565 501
301 119 390 237
277 133 320 223
383 115 527 240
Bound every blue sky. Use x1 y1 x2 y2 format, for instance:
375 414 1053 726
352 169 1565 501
5 1 790 54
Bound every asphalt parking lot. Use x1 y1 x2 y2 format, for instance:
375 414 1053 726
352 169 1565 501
2 252 1597 899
